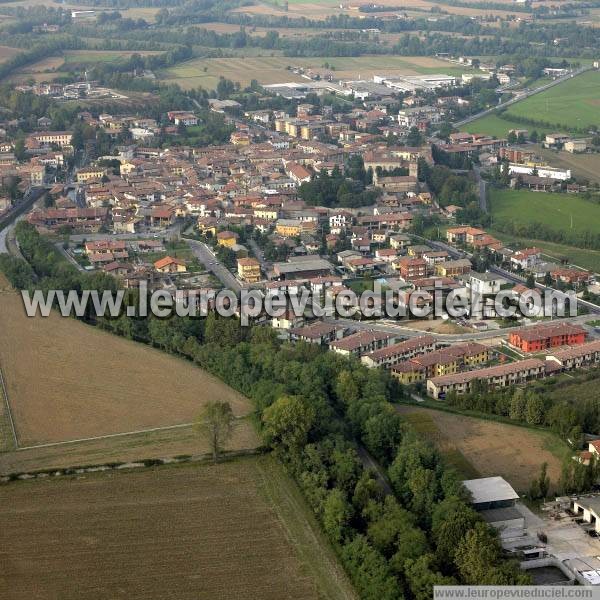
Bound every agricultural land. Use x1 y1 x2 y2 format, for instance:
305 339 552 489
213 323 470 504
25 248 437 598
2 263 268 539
397 405 567 492
0 457 356 600
0 277 258 471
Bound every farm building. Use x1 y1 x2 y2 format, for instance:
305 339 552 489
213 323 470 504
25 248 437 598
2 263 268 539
463 477 525 539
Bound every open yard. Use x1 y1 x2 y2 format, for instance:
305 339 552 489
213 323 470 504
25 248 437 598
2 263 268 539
0 284 252 448
0 457 356 600
397 405 567 492
489 188 600 237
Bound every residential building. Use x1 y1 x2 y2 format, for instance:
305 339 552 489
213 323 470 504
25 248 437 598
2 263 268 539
330 330 395 358
154 256 187 273
508 322 587 353
435 259 472 277
217 231 239 248
426 358 546 398
546 339 600 371
361 335 436 368
237 257 261 283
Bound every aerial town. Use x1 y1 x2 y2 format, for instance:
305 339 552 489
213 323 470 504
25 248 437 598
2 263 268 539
1 0 600 596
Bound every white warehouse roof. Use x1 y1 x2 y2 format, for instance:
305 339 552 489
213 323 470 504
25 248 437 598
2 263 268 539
462 476 519 504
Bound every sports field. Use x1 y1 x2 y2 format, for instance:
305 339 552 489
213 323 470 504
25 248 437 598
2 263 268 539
161 54 473 89
489 189 600 235
0 457 356 600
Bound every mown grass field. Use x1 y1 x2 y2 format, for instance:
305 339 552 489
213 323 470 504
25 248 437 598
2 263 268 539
489 188 600 272
397 405 567 492
461 112 552 138
504 70 600 131
490 188 600 235
0 457 357 600
0 283 252 447
463 70 600 137
161 54 474 89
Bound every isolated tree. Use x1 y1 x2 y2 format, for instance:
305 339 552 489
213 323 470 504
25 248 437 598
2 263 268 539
196 400 235 463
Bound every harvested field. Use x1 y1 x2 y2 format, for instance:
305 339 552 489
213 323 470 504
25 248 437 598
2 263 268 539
0 45 19 62
0 287 251 446
0 457 356 600
162 54 473 88
537 146 600 185
0 420 260 475
397 405 567 491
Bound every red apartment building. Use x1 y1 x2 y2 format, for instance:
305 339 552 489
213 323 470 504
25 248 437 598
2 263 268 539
508 322 587 353
395 257 427 280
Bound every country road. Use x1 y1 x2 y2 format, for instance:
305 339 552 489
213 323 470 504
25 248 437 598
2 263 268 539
0 186 48 255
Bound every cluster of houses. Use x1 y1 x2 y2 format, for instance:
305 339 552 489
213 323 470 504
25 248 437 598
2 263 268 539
445 226 594 287
284 315 600 399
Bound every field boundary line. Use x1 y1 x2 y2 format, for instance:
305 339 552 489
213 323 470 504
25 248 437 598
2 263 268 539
0 363 18 449
17 422 196 450
16 415 249 451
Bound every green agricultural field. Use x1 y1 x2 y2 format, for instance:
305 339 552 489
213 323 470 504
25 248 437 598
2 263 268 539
503 70 600 131
461 113 551 138
63 50 164 64
489 189 600 273
463 70 600 137
490 188 600 233
161 55 475 89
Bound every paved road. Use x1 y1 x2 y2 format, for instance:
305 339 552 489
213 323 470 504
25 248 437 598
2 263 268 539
0 187 48 255
453 67 592 128
186 239 243 292
247 238 270 272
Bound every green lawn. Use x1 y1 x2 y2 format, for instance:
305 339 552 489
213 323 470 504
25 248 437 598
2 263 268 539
461 113 550 138
503 70 600 132
463 70 600 137
490 188 600 234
